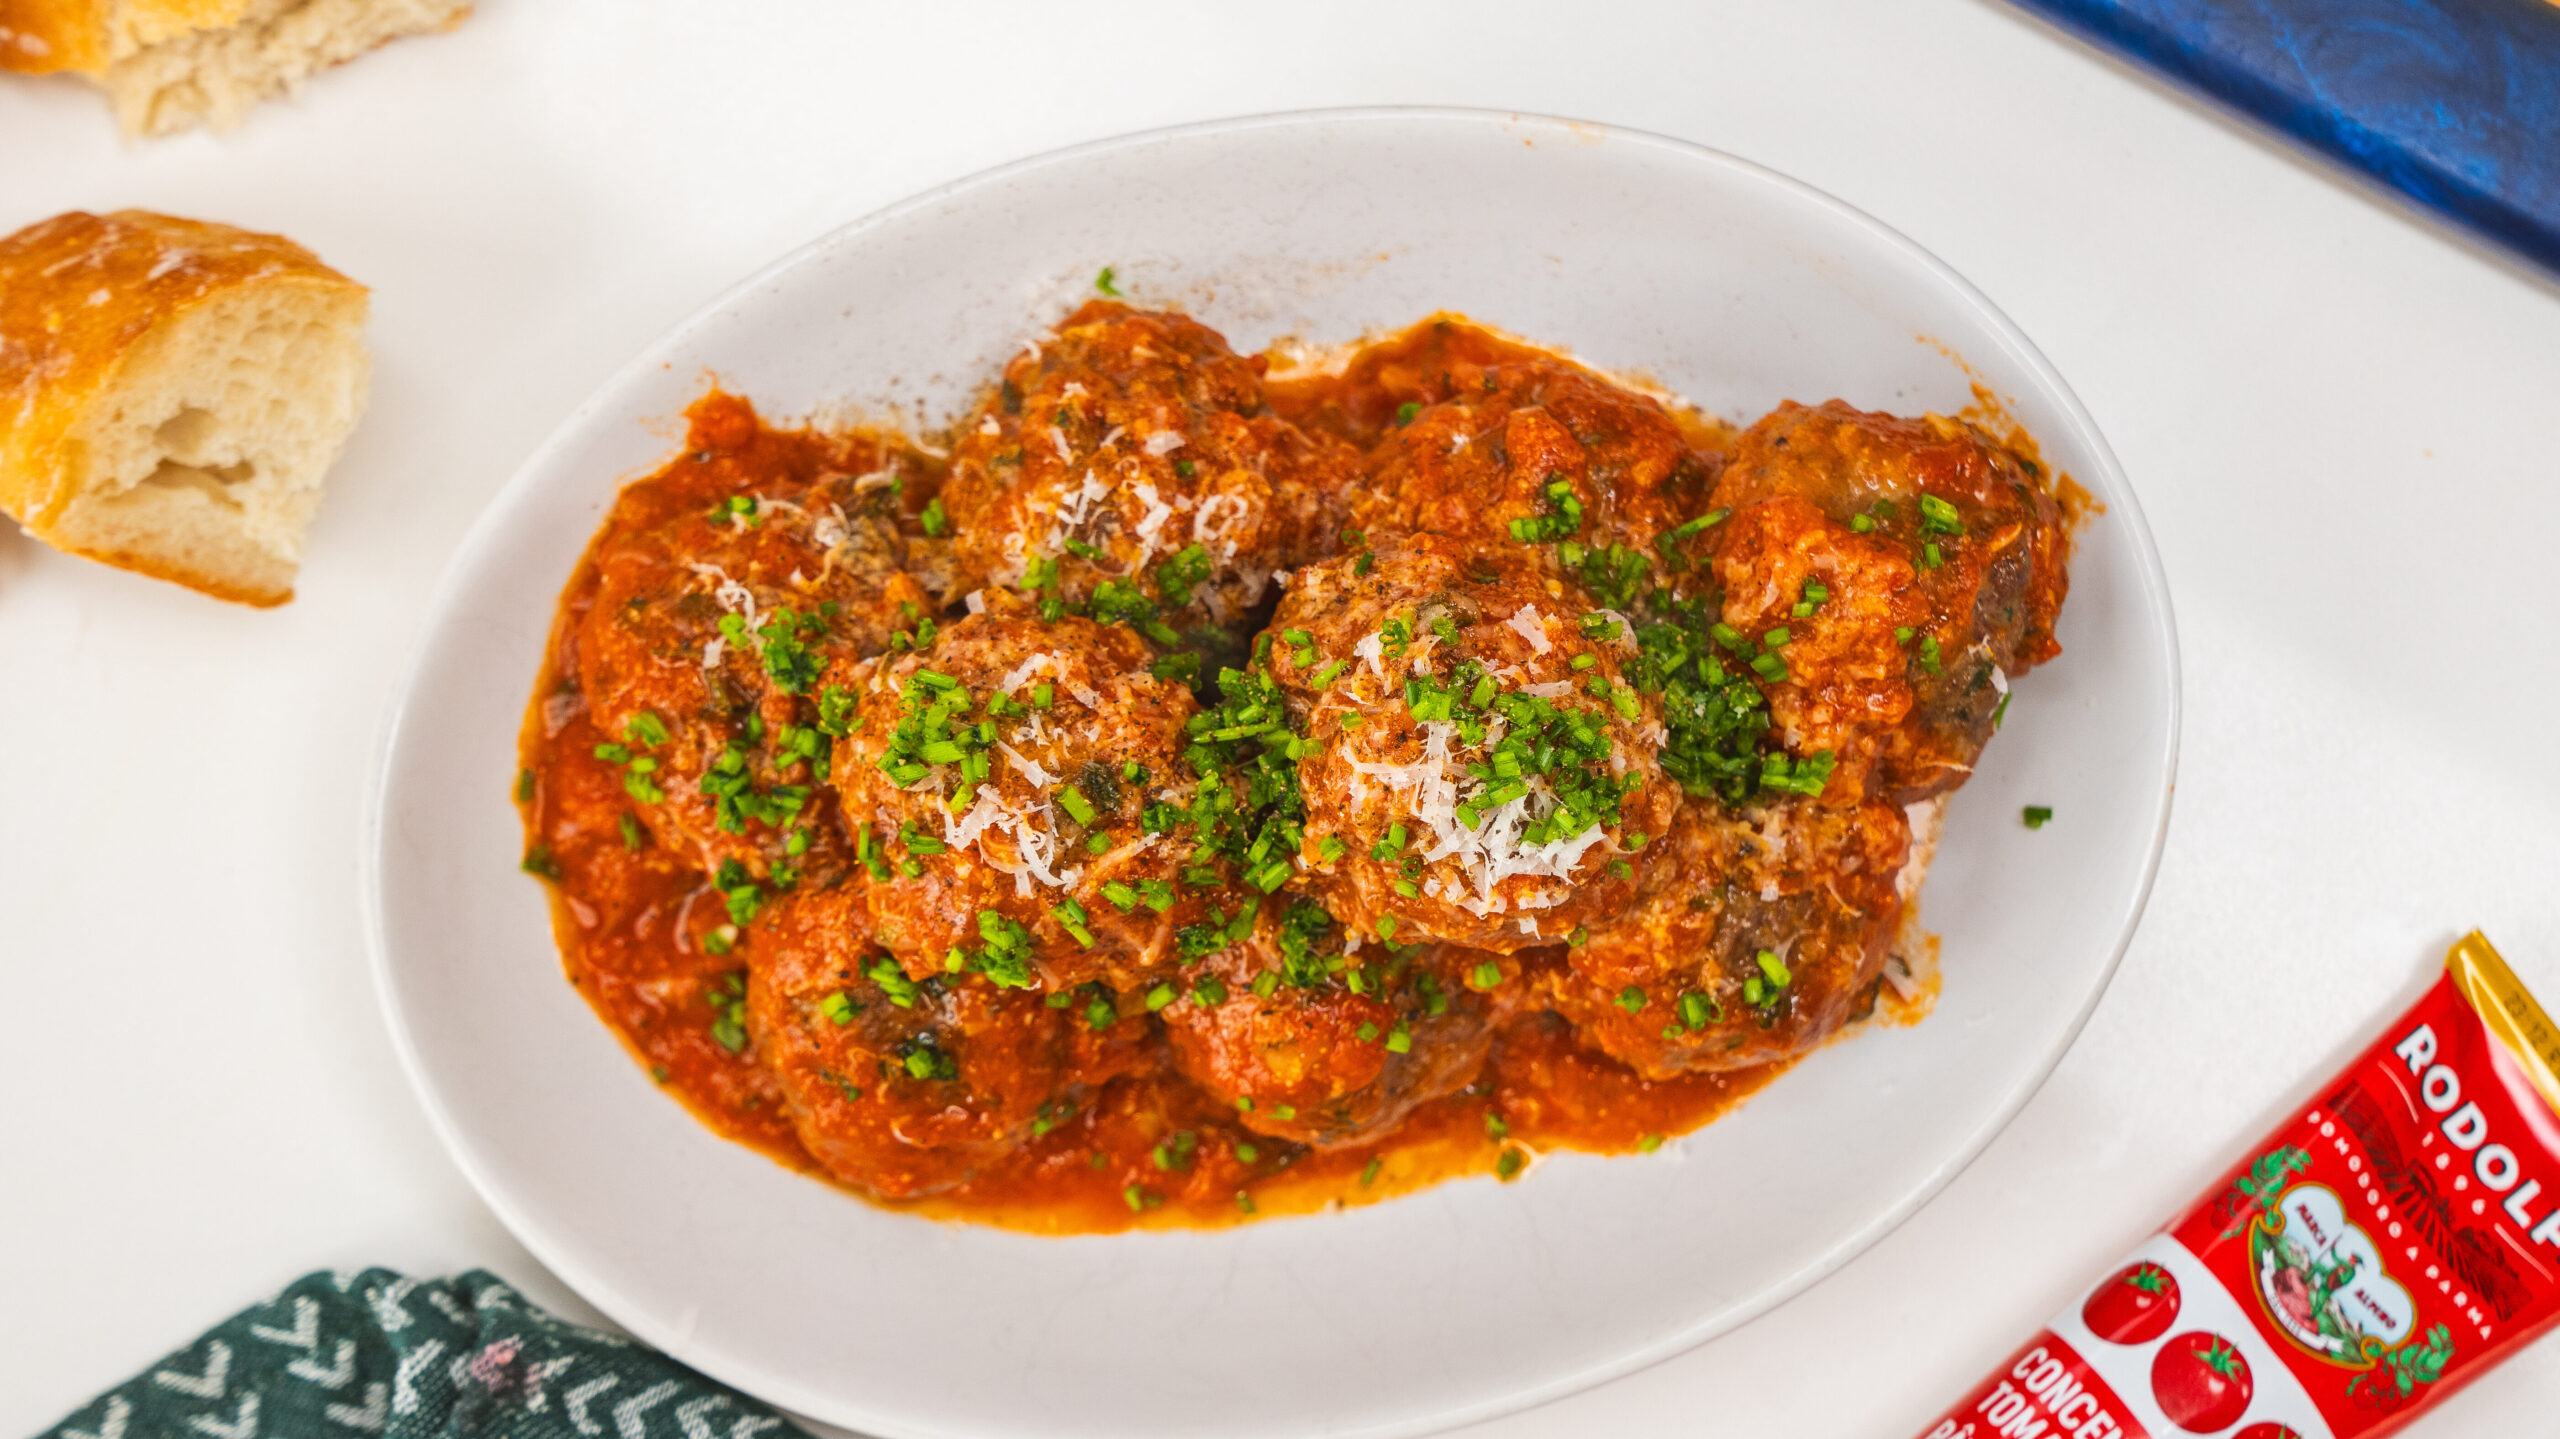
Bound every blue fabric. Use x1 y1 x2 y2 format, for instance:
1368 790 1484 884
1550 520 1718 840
2009 0 2560 276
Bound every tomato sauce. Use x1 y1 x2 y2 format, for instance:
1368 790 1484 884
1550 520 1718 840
517 307 2048 1234
526 681 1788 1230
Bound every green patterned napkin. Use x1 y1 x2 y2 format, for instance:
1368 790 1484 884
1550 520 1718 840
36 1269 809 1439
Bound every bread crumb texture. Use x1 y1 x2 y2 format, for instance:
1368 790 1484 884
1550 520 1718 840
0 209 370 606
0 0 471 135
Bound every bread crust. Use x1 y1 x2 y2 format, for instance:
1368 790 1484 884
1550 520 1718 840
0 0 243 75
4 0 473 136
0 208 368 605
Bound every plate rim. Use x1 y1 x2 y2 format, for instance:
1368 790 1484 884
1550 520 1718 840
359 103 2184 1438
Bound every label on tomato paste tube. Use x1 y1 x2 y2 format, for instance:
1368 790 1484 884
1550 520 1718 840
1918 933 2560 1439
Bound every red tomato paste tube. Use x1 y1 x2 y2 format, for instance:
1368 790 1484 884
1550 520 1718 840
1919 932 2560 1439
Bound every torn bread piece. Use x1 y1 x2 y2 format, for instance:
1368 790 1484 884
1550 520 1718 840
0 209 370 606
0 0 470 136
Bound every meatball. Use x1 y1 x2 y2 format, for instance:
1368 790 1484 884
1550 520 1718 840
746 886 1150 1199
1544 795 1908 1075
939 300 1360 632
1339 324 1720 601
568 392 936 883
827 607 1234 991
1156 897 1510 1147
1270 537 1683 952
1708 400 2068 803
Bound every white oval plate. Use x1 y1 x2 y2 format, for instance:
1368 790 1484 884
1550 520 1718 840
365 109 2178 1439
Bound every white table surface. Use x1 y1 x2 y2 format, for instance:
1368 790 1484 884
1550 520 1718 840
5 2 2557 1435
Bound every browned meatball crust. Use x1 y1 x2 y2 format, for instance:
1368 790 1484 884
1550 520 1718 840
827 608 1236 991
1340 325 1719 589
1156 898 1510 1148
1270 537 1683 952
939 300 1360 629
569 392 934 884
747 886 1150 1199
1708 400 2068 804
1545 795 1908 1075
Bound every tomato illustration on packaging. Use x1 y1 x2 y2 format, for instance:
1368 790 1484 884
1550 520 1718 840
2085 1262 2183 1345
2151 1332 2252 1432
1915 934 2560 1439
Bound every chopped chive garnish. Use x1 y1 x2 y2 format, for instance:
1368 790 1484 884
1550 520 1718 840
1678 991 1715 1030
2023 805 2054 829
1058 785 1099 826
1051 902 1097 948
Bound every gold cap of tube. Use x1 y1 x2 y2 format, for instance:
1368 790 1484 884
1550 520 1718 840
2447 930 2560 1120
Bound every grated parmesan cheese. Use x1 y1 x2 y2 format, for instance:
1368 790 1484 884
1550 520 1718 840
686 563 759 629
944 784 1081 895
1345 719 1611 917
1129 480 1176 556
1504 603 1553 655
998 652 1059 695
1191 492 1253 562
811 503 851 552
1143 431 1186 457
997 743 1056 787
